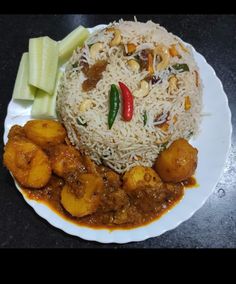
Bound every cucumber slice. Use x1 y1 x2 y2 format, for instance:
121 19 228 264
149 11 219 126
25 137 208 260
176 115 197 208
59 26 89 65
29 36 58 94
12 53 36 100
31 70 63 119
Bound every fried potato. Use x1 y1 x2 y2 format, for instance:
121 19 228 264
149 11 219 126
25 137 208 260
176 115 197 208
154 138 198 183
61 173 104 217
3 138 51 188
123 166 161 192
23 120 66 149
49 144 85 178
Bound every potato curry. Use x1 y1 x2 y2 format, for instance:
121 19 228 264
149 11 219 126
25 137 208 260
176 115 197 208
3 120 198 229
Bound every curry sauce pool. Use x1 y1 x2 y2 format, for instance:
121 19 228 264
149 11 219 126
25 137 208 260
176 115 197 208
21 174 185 229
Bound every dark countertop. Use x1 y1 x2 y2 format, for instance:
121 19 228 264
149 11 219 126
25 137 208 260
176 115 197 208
0 14 235 248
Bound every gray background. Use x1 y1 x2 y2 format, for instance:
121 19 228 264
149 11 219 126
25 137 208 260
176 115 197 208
0 14 235 248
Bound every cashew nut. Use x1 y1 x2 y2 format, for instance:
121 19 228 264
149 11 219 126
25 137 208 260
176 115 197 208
127 59 140 72
107 28 121 46
133 80 149 98
90 42 103 59
154 44 170 70
168 76 178 93
79 99 96 112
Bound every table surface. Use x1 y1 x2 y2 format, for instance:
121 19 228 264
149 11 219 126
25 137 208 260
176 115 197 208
0 14 235 248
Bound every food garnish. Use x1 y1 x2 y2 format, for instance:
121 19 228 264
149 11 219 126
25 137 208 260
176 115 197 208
118 82 134 122
172 63 189 72
108 84 120 129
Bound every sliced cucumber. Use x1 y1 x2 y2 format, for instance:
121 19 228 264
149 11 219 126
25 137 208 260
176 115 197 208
31 70 63 119
12 52 36 100
59 26 89 65
29 36 58 94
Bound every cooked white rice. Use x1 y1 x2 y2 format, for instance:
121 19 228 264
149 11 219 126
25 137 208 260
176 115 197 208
57 20 202 173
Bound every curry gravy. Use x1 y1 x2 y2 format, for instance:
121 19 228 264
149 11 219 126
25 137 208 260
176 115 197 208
21 172 196 230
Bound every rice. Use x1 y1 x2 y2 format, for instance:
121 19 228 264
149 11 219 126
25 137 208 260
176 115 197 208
57 20 203 174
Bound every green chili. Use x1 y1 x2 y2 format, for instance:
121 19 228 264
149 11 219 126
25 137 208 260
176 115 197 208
108 84 120 129
143 111 147 126
77 117 87 127
172 63 189 72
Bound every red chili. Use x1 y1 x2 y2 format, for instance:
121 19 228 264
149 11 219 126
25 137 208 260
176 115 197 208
118 82 134 121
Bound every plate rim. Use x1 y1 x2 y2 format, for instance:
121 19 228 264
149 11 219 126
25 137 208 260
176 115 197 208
3 24 232 244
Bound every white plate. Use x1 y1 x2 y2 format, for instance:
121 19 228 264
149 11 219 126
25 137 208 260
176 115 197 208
3 25 232 243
